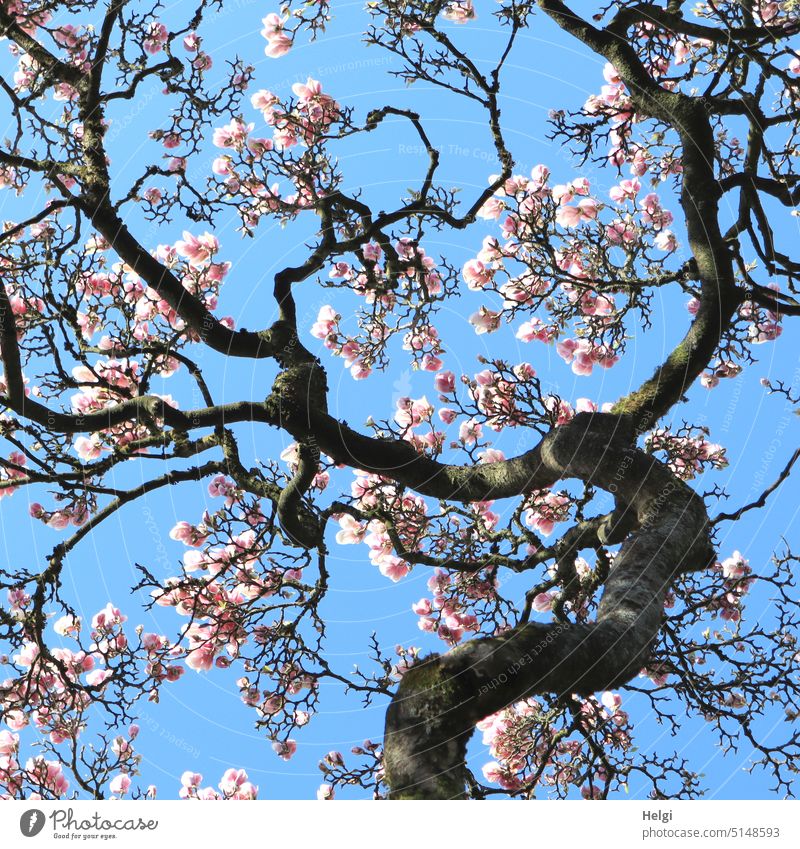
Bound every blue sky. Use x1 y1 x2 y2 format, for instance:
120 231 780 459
1 0 800 800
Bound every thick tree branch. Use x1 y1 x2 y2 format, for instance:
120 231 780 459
383 413 714 798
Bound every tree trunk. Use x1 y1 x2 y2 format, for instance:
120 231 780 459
383 413 713 799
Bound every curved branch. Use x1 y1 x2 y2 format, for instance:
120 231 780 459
535 1 742 428
383 413 714 799
81 202 280 359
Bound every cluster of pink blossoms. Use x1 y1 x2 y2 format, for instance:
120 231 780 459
158 520 272 671
524 489 572 536
478 691 629 797
461 160 679 378
645 429 728 481
556 337 619 376
1 751 70 799
74 231 231 346
0 450 26 499
412 569 484 645
583 60 686 180
0 601 166 798
335 473 432 582
336 514 412 583
310 239 446 379
310 306 356 375
261 12 293 58
705 551 754 623
248 77 339 150
179 768 258 800
207 79 340 231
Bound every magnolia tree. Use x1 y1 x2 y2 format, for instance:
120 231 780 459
1 0 800 801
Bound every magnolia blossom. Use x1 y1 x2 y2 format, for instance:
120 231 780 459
655 229 677 251
212 118 253 151
219 768 258 799
109 773 131 796
53 614 80 637
442 0 476 24
531 592 556 613
174 231 219 267
516 317 556 344
272 739 297 760
434 370 456 394
462 258 493 289
143 21 168 55
556 338 619 375
469 306 502 334
261 13 292 57
720 550 750 581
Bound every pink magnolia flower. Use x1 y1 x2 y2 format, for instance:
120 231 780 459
609 178 640 203
378 555 411 582
530 163 550 187
458 418 482 445
74 434 104 461
310 305 338 341
143 22 168 55
174 231 219 267
477 196 505 220
85 668 112 687
292 77 326 102
442 0 476 24
0 730 19 757
92 603 126 631
262 12 293 58
577 197 600 219
469 306 502 334
53 614 80 637
109 774 131 796
169 521 208 547
4 710 27 731
531 592 556 613
412 598 433 616
655 229 677 251
212 118 253 151
335 514 366 545
434 370 456 394
601 691 622 713
516 317 555 343
272 739 297 760
555 204 582 228
720 550 750 581
604 218 638 245
462 258 493 289
179 771 203 798
219 768 258 799
420 352 442 372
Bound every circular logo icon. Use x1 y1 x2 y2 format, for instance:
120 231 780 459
19 810 46 838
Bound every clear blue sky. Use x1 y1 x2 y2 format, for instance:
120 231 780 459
1 0 799 800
